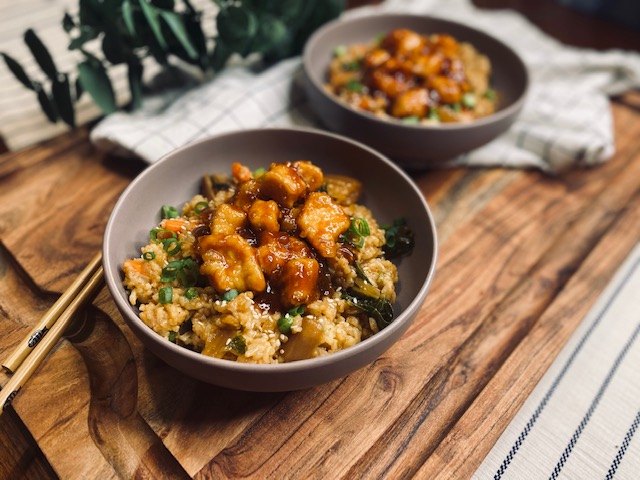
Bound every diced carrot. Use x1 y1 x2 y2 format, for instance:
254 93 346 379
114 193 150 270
124 259 146 275
232 162 252 183
163 219 186 233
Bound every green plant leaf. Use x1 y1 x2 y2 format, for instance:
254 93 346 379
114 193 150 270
78 60 117 114
62 12 76 32
0 52 35 90
79 0 101 26
34 83 59 122
217 6 257 46
51 74 75 127
24 29 58 80
127 60 143 110
68 26 99 50
159 11 198 60
74 77 84 101
211 39 232 71
139 0 168 50
102 32 128 64
252 14 288 54
122 0 137 36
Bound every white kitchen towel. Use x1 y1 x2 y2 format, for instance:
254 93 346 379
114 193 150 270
474 243 640 479
2 1 640 171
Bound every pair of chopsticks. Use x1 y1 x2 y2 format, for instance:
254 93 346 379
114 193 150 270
0 253 104 414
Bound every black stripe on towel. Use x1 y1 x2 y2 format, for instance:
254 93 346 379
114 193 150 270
605 408 640 480
549 322 640 479
494 257 640 480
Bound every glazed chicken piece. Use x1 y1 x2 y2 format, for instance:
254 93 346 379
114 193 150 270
280 257 320 306
381 29 425 56
297 192 350 258
392 88 430 118
429 75 462 104
256 231 313 276
210 203 246 235
292 161 324 191
259 163 308 208
199 233 266 293
248 199 280 233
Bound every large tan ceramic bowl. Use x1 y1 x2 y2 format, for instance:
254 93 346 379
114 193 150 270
103 128 437 391
303 14 529 168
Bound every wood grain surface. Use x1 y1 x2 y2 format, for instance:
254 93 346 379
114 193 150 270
1 1 640 477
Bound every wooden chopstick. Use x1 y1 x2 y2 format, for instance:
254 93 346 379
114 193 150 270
0 264 104 415
2 252 102 373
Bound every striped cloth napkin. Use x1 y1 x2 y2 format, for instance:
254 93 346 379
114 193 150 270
475 244 640 479
2 0 640 171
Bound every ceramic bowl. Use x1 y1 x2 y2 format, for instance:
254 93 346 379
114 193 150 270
303 14 529 168
103 128 437 391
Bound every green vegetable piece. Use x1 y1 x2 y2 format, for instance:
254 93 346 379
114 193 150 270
24 29 58 80
277 315 294 335
428 108 440 121
345 80 364 93
185 287 198 300
223 289 239 301
159 286 173 304
484 88 496 101
354 262 371 284
77 59 117 114
334 45 347 57
340 217 370 249
343 291 394 330
177 257 199 287
382 218 415 259
161 205 179 219
462 93 477 109
341 60 360 72
162 238 181 255
288 305 305 317
227 335 247 355
168 331 177 343
143 251 156 261
194 201 209 214
374 32 386 45
451 103 461 113
402 116 420 125
253 167 266 178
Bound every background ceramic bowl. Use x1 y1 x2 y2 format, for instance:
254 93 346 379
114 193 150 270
103 128 437 392
303 14 529 168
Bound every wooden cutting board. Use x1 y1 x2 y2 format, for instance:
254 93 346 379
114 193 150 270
1 93 640 479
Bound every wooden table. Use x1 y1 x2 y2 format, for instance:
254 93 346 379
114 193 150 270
2 3 640 479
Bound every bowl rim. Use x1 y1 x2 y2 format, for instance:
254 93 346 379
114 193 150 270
103 126 438 373
302 12 530 131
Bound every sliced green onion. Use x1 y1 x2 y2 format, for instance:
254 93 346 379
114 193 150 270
159 286 173 304
150 228 175 243
428 108 440 121
185 287 198 300
143 251 156 261
352 217 370 237
253 167 266 178
163 238 181 255
277 315 293 335
168 331 177 343
451 103 461 113
484 88 496 101
194 201 209 214
222 289 238 301
342 60 361 72
345 80 364 93
334 45 347 57
161 205 179 219
402 116 421 125
288 305 305 317
462 93 477 109
374 32 386 45
160 262 181 282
